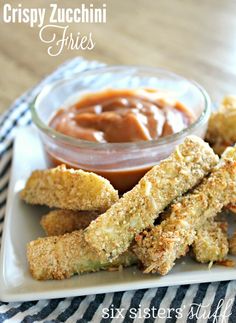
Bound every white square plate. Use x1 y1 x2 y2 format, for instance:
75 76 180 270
0 126 236 302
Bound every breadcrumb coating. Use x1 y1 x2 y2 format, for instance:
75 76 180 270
27 230 137 280
41 209 99 236
192 220 229 263
20 165 118 211
229 231 236 255
84 136 218 261
205 96 236 155
133 145 236 275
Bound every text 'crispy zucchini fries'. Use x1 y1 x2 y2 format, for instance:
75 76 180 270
84 136 218 261
205 95 236 155
192 220 229 263
27 230 138 280
133 145 236 275
20 165 118 211
40 210 100 236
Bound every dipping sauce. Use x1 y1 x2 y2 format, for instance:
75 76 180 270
48 88 195 192
49 88 194 143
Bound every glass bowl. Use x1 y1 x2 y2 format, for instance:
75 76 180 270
31 66 211 192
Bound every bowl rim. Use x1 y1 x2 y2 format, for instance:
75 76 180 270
30 65 211 150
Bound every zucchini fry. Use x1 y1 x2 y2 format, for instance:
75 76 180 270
41 210 99 236
133 146 236 275
192 220 228 263
84 136 218 261
41 211 229 264
205 95 236 155
27 230 137 280
21 165 118 211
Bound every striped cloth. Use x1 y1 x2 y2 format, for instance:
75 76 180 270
0 57 236 323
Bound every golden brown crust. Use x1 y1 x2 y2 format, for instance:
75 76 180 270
84 136 218 261
40 209 100 236
27 230 137 280
205 96 236 155
192 220 229 263
133 146 236 275
20 165 118 211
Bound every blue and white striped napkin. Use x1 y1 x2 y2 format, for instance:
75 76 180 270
0 57 235 323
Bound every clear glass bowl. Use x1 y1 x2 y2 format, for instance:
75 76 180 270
31 66 211 192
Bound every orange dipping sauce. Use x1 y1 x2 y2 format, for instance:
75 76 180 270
50 88 194 143
48 88 194 192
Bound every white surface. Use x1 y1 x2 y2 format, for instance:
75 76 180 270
0 126 236 302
